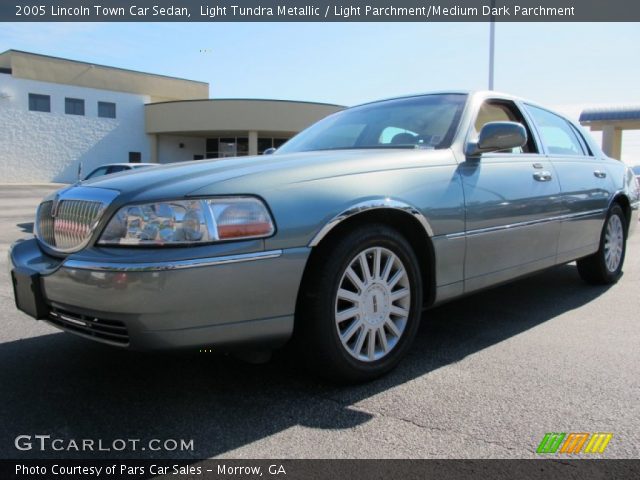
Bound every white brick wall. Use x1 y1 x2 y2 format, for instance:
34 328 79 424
0 74 151 183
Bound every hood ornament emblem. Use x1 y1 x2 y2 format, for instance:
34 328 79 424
51 194 61 218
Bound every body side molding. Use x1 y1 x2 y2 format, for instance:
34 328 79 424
63 250 283 272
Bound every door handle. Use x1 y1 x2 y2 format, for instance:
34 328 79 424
533 171 553 182
594 170 607 179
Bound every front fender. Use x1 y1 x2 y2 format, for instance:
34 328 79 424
259 165 465 251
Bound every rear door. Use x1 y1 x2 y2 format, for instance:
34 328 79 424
460 99 564 292
524 105 613 263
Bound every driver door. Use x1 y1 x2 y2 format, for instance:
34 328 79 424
460 99 564 293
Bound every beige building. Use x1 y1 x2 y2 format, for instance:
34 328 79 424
147 98 343 163
0 50 343 182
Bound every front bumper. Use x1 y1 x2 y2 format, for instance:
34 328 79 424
9 238 310 351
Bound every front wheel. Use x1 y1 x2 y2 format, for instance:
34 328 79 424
298 224 423 383
577 204 627 285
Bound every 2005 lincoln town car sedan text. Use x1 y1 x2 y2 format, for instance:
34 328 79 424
10 91 639 382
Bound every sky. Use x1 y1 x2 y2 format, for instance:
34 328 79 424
1 22 639 162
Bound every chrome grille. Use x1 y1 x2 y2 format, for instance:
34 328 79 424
37 199 104 252
37 201 55 244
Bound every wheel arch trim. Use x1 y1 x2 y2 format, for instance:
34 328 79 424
609 190 629 210
308 198 434 247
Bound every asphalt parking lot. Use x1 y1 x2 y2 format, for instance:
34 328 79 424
0 184 638 459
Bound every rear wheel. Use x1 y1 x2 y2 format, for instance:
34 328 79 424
298 224 423 383
577 204 627 285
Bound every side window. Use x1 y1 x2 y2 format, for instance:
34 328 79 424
106 166 127 175
474 100 537 154
85 167 108 179
526 105 586 156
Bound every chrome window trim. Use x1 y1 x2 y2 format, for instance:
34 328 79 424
308 198 434 247
445 209 605 239
568 122 594 157
517 99 546 156
62 249 283 272
462 97 542 156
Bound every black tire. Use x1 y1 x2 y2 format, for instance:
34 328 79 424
577 204 627 285
297 224 423 383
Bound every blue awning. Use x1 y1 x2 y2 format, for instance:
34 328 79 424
580 106 640 123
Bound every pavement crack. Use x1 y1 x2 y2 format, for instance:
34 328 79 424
310 391 537 455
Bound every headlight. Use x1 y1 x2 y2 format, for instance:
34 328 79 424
98 196 275 246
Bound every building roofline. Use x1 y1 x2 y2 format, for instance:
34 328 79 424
0 49 208 86
147 97 345 108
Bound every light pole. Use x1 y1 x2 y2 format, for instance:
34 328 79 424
488 0 496 90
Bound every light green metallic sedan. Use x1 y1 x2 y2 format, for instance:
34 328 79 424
10 91 639 382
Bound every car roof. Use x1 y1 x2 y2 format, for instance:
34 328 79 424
355 90 524 106
91 163 157 168
352 90 563 115
351 90 582 130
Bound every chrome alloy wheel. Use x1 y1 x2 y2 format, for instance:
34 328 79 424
334 247 411 362
604 214 624 272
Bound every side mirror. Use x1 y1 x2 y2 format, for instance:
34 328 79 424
263 147 277 155
465 121 527 157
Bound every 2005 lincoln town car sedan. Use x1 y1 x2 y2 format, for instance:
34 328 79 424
10 91 639 382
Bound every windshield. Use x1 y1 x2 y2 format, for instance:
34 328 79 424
277 94 467 154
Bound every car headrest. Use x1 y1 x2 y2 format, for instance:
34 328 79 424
390 133 417 145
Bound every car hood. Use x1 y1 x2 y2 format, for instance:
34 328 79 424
81 148 452 201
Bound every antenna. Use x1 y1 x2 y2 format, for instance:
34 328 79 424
489 0 496 90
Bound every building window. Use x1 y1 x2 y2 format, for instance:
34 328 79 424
207 136 291 157
205 138 218 153
257 138 272 154
28 93 50 112
129 152 141 163
65 97 85 116
257 137 289 154
98 101 116 118
206 137 248 158
219 138 236 157
193 155 204 160
236 137 248 156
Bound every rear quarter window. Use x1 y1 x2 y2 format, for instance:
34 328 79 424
526 104 586 156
